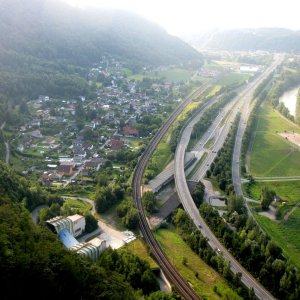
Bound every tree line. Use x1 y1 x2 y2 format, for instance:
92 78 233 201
206 116 239 194
200 198 300 299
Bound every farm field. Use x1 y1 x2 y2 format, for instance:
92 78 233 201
249 103 300 176
154 227 241 300
254 208 300 269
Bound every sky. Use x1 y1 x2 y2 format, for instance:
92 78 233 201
65 0 300 36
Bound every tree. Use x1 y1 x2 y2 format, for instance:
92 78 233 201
191 182 205 207
85 213 98 233
142 191 157 214
261 187 275 210
227 195 246 215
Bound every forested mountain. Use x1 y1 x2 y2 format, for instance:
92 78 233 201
0 0 201 104
186 28 300 52
0 161 171 299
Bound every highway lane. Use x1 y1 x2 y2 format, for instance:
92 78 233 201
174 57 283 300
132 81 218 300
232 54 284 203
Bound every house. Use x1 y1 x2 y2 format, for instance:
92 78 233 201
123 125 139 137
110 139 124 151
57 164 74 176
31 119 41 127
38 95 50 102
84 157 104 171
31 130 43 138
45 136 56 144
17 144 24 152
274 196 282 203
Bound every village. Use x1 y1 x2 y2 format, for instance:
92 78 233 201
11 57 189 191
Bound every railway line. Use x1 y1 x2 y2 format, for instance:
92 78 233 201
132 83 214 300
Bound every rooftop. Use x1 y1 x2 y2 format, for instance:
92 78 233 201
67 214 84 222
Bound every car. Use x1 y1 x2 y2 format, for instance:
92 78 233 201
217 248 221 253
198 224 202 229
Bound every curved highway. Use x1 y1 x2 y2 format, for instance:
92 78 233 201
174 57 283 300
132 82 215 300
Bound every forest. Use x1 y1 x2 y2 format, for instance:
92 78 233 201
0 161 178 299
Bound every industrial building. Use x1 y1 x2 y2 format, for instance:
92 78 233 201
45 214 85 237
46 213 106 262
70 237 106 262
58 228 106 262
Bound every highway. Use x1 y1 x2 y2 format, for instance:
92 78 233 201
232 54 284 204
174 56 283 300
132 82 216 300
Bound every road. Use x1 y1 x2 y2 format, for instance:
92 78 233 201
232 54 284 204
1 121 9 164
132 82 217 300
174 57 283 300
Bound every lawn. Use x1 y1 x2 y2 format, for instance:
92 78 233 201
154 227 241 300
146 100 203 177
150 68 194 82
249 103 300 176
245 180 300 203
62 199 92 215
255 208 300 269
129 68 194 82
120 238 158 269
217 72 251 86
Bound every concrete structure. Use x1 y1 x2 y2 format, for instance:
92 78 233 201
45 214 86 237
144 152 195 193
70 237 106 262
58 228 106 262
67 214 86 237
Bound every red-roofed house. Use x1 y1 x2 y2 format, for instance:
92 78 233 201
110 139 124 151
123 126 139 137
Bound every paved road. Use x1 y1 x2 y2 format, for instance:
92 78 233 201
5 141 9 164
174 57 283 300
232 54 284 205
1 121 10 164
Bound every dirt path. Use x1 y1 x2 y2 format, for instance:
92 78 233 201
284 202 300 221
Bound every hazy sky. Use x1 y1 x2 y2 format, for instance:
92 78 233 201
65 0 300 36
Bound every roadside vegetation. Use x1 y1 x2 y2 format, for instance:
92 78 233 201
155 223 242 300
199 196 300 299
206 116 239 194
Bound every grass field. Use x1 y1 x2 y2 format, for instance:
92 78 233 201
120 238 158 269
128 68 194 82
147 100 203 177
249 103 300 176
154 227 241 300
255 209 300 269
245 180 300 203
152 68 194 82
216 72 251 86
62 199 92 215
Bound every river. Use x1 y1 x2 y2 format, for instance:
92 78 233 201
279 85 300 117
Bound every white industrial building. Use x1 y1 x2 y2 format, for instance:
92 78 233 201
70 237 106 262
47 215 106 262
45 214 86 237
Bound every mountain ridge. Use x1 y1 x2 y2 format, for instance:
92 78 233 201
184 28 300 52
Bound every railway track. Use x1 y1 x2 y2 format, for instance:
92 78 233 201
132 84 212 300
